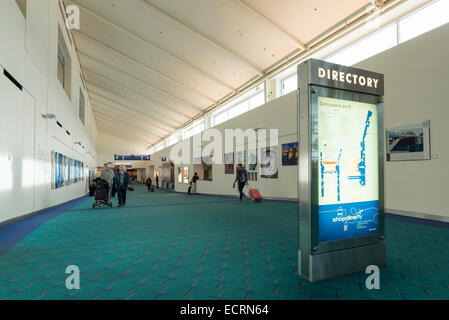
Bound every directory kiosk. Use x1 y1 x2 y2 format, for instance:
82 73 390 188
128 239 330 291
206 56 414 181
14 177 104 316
297 59 386 281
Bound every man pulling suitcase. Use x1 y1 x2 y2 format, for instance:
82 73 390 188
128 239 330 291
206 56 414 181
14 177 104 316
234 164 248 202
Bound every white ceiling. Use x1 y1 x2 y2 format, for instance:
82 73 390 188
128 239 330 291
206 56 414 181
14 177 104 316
63 0 377 147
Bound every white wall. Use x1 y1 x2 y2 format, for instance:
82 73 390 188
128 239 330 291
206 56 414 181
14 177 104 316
147 92 298 199
0 0 98 224
96 131 149 169
355 22 449 219
147 23 449 221
6 0 442 222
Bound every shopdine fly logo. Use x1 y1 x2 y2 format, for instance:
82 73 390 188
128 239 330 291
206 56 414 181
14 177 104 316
65 5 80 30
332 214 362 223
318 67 380 89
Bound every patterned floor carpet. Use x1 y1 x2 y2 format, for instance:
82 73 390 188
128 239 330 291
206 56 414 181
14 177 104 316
0 184 448 300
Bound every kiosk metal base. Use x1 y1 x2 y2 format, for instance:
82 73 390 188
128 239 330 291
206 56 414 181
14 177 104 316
299 242 386 282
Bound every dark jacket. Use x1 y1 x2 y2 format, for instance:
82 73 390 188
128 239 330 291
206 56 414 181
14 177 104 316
236 167 248 183
114 171 131 190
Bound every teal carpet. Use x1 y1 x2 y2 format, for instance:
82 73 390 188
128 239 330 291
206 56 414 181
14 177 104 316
0 184 448 300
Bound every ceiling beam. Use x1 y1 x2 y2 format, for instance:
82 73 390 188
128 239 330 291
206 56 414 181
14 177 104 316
91 101 169 137
88 90 180 131
68 0 237 93
93 111 161 142
93 110 160 139
96 122 152 147
78 52 204 112
238 0 308 50
138 0 263 76
84 71 192 122
83 70 196 122
85 80 185 128
74 31 218 104
91 100 171 136
96 118 155 143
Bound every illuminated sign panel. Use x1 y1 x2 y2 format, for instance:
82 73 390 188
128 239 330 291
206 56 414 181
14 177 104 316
317 68 380 89
297 58 385 282
317 96 379 242
309 59 384 96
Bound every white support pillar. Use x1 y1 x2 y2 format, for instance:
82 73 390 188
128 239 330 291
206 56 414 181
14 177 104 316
265 79 277 103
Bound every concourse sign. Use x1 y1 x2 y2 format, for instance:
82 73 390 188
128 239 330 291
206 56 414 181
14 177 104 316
297 59 386 281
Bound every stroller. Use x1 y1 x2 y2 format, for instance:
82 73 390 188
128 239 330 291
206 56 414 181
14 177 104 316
92 178 112 208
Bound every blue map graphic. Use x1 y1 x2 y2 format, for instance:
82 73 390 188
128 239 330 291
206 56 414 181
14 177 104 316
348 111 373 186
320 147 342 201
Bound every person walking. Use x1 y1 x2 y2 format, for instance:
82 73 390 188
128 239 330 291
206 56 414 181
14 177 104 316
233 164 248 201
114 166 131 207
155 175 159 189
100 162 115 202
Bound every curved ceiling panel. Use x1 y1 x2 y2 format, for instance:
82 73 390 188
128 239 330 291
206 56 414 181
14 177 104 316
62 0 380 147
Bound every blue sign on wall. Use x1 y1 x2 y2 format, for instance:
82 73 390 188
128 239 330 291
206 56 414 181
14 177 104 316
114 154 151 161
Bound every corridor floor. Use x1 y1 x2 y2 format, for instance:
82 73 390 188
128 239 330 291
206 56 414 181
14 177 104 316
0 185 448 300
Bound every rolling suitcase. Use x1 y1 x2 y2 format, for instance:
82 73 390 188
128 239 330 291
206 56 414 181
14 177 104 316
248 188 262 203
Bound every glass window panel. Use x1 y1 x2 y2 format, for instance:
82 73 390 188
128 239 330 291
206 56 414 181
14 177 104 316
192 123 203 136
213 111 229 126
57 45 65 87
79 89 85 125
166 133 179 147
182 129 192 140
249 92 265 110
229 101 248 119
326 23 397 66
399 0 449 43
281 74 297 96
156 143 165 152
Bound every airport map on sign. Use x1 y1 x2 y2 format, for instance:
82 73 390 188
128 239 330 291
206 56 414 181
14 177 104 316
317 96 379 242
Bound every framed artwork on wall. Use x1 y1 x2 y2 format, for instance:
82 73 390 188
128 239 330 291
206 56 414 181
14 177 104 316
248 171 258 181
235 150 246 166
183 166 189 184
51 151 85 190
224 152 234 174
248 150 257 171
386 120 431 161
282 142 299 166
260 146 278 179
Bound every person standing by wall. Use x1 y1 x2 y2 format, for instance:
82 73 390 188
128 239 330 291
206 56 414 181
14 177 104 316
234 164 248 201
155 175 159 189
100 162 115 202
145 177 152 192
114 166 131 207
190 172 199 195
